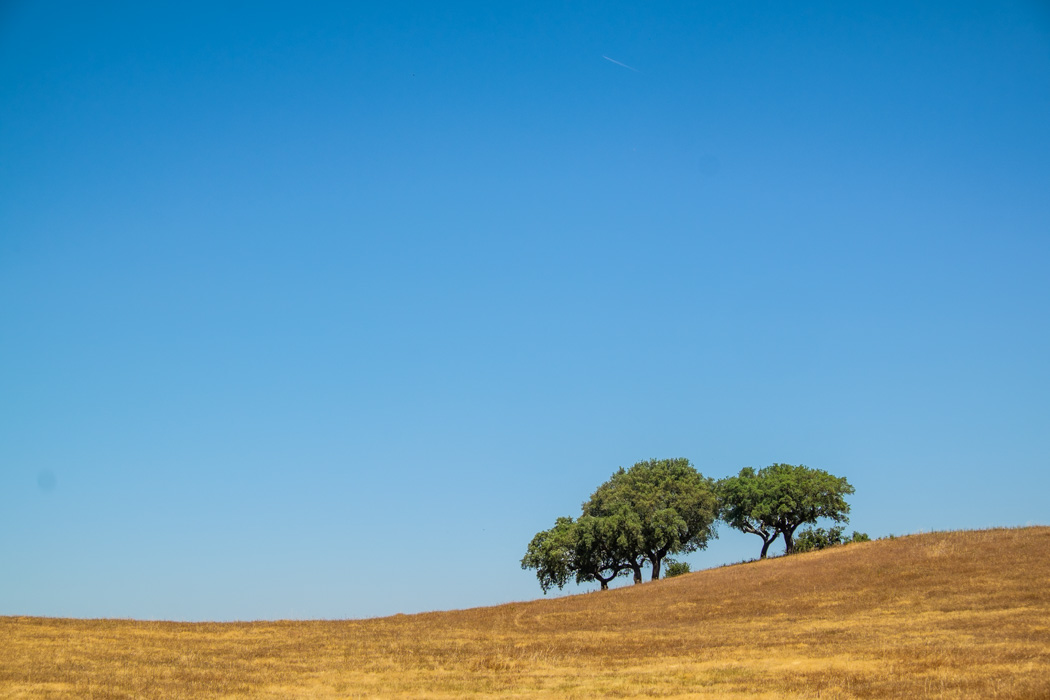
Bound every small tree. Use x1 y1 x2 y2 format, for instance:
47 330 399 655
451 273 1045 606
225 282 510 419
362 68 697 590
794 526 870 553
663 560 691 577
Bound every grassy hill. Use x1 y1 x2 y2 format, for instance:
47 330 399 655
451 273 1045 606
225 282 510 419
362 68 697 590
2 527 1048 698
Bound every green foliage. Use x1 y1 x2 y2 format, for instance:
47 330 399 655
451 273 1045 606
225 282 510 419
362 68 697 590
572 513 642 588
793 526 871 553
520 513 641 593
520 517 576 593
715 467 780 559
717 463 855 557
525 458 858 592
794 526 844 553
524 458 717 591
583 458 718 580
663 560 691 577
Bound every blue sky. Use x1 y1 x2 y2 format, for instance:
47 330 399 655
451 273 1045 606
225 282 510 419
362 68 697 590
2 1 1048 621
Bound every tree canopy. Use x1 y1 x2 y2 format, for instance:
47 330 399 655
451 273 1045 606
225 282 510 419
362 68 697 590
520 517 577 593
520 513 638 591
716 466 781 559
718 463 854 556
582 458 718 581
523 458 718 591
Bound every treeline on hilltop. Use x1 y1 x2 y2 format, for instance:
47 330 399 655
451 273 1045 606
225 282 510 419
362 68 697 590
522 459 866 593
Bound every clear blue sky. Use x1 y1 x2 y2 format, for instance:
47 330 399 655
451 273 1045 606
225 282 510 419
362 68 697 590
2 1 1048 621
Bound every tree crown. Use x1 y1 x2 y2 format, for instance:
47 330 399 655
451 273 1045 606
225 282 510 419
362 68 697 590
583 458 718 558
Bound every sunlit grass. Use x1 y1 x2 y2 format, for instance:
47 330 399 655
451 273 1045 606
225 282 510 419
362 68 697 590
3 527 1048 698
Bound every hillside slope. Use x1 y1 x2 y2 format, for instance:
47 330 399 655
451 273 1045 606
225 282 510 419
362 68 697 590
2 527 1049 698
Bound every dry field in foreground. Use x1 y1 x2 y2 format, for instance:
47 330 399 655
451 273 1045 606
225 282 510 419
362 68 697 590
2 527 1049 699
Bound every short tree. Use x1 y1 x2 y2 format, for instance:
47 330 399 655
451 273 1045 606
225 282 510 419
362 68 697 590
794 526 870 553
663 560 691 577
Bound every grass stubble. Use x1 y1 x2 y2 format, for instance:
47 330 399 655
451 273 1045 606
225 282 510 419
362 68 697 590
2 527 1048 698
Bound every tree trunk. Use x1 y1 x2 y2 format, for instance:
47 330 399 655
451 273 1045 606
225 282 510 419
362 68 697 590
631 563 643 584
650 555 662 580
783 527 797 554
760 536 773 559
600 580 609 591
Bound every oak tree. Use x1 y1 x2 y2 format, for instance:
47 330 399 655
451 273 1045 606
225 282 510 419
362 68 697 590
718 463 854 556
583 458 718 580
520 514 638 592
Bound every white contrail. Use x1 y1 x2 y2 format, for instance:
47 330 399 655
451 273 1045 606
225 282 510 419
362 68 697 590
603 55 640 73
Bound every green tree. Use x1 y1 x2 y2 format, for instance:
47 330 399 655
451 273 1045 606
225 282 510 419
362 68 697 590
583 458 718 580
716 467 781 559
520 514 638 592
794 526 870 553
572 513 642 589
663 559 691 577
718 463 855 556
520 517 577 593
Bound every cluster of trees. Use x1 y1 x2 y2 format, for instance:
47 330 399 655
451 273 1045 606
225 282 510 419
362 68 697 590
521 459 856 593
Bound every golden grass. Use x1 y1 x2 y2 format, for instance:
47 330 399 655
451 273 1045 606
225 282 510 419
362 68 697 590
3 527 1049 698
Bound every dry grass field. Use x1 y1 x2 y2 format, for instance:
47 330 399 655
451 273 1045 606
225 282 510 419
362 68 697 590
2 527 1048 699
